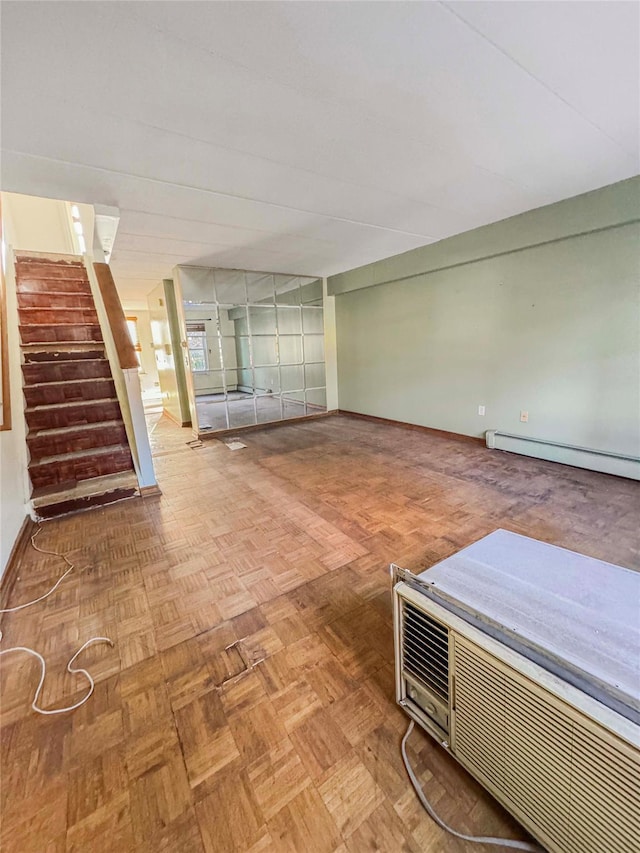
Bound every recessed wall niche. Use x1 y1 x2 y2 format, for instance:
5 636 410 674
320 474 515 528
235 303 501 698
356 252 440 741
175 266 326 434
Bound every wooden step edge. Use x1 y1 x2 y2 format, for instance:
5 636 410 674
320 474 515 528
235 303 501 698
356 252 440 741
17 289 94 294
22 348 106 359
29 443 132 468
16 251 84 264
19 322 101 328
33 489 139 521
30 475 136 501
27 419 125 439
31 468 136 500
25 396 120 413
23 377 114 390
22 358 108 365
16 280 90 291
18 302 97 311
16 280 93 286
16 296 95 305
22 358 110 374
16 282 91 290
31 471 139 508
20 336 104 342
18 313 99 322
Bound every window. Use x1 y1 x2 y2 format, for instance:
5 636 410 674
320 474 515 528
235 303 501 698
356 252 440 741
186 322 208 372
126 316 142 368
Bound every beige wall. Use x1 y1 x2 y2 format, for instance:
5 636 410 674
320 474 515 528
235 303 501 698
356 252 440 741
0 248 29 577
135 310 161 398
1 191 94 257
121 307 161 398
147 281 191 425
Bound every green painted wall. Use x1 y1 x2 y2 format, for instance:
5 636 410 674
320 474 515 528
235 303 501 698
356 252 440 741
332 179 640 455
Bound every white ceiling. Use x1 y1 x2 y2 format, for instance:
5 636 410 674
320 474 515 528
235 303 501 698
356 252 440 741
1 1 638 304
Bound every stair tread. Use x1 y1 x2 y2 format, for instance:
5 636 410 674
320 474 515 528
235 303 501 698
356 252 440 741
20 336 104 342
29 443 132 467
17 290 95 302
16 263 85 269
27 419 124 438
25 396 119 412
16 284 91 293
17 282 92 293
19 315 98 322
18 287 92 291
19 321 100 326
16 261 86 267
18 295 93 300
17 272 88 276
22 338 103 341
32 471 138 504
16 261 85 266
23 376 113 389
18 306 97 311
23 349 106 360
16 268 86 274
23 358 107 366
16 254 84 263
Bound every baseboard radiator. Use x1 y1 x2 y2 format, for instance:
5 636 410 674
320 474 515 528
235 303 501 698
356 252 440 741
485 431 640 481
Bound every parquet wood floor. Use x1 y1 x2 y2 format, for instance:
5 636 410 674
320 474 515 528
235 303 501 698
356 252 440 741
1 414 638 852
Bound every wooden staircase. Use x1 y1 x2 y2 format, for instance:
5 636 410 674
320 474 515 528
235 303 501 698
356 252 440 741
15 254 139 518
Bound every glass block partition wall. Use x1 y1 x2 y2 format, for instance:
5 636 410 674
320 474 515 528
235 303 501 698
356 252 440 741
176 266 326 433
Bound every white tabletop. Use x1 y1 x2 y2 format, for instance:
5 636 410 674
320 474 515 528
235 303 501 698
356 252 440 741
417 529 640 720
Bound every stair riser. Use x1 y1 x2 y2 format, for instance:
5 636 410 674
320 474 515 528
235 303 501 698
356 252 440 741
15 262 88 280
35 488 138 520
17 291 96 309
27 423 128 461
24 379 116 407
26 400 122 431
18 308 99 325
22 359 112 384
23 350 105 363
20 324 103 344
29 449 134 489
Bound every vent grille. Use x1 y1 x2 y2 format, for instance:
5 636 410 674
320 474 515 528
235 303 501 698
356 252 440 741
570 726 640 853
402 601 449 702
454 637 640 853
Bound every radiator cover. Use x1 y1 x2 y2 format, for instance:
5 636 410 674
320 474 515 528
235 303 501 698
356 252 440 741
485 429 640 480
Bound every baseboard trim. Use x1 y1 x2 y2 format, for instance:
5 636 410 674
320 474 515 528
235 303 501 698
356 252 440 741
139 484 162 498
198 409 338 441
162 408 191 428
0 516 37 613
486 430 640 481
338 410 484 445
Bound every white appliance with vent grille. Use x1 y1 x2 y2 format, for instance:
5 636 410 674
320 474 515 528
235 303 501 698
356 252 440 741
392 530 640 853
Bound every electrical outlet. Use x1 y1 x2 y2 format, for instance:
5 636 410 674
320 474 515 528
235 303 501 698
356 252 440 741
520 410 529 423
478 405 486 416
